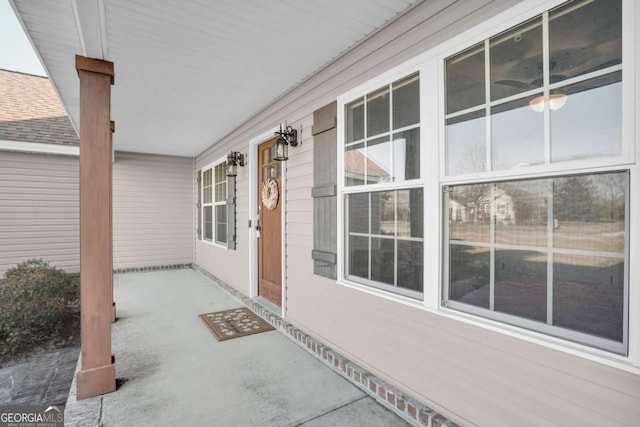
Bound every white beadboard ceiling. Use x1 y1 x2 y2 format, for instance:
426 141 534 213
11 0 421 157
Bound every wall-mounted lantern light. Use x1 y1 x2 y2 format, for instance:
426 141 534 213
274 124 298 161
226 151 245 177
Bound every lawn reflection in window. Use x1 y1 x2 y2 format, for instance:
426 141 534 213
445 171 628 353
346 189 424 297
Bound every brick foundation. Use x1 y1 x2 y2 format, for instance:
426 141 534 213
112 263 192 275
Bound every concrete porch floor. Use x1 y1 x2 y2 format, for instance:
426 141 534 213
65 269 409 426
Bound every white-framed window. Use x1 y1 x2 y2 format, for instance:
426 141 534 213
441 0 630 355
335 0 636 361
201 159 227 246
340 73 424 299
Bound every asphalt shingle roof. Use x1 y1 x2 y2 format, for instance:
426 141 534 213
0 69 78 146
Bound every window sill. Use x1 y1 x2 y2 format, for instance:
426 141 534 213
336 278 425 311
437 306 640 374
199 239 228 250
338 279 639 374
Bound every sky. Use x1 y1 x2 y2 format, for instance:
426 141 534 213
0 0 46 76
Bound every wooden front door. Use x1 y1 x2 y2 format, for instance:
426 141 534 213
257 138 282 306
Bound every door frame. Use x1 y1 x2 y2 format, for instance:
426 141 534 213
249 126 287 317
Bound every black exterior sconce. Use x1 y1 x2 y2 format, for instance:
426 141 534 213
274 124 298 161
226 151 245 177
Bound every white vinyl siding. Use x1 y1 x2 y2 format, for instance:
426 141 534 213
0 151 194 276
0 151 79 275
112 152 194 269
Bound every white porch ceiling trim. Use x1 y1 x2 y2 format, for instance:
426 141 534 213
72 0 109 59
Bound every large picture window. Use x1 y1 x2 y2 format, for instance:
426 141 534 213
201 160 227 246
442 0 629 355
343 73 424 298
444 171 628 353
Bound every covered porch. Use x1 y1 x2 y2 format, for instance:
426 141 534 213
63 268 410 426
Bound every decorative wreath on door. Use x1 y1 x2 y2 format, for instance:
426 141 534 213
261 178 279 210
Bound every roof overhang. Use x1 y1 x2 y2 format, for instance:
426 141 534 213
11 0 421 157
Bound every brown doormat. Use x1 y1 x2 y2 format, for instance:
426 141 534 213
199 307 274 341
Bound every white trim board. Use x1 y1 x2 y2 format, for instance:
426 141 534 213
0 139 79 156
248 125 286 318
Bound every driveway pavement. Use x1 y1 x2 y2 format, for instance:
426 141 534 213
0 347 79 406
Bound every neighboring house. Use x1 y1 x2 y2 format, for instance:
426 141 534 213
11 0 640 425
478 186 516 225
0 69 80 275
448 199 469 223
0 69 193 276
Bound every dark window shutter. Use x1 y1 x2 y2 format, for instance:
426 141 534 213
196 170 202 240
227 175 237 250
312 101 337 279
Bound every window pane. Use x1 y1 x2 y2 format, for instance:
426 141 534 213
446 43 485 114
203 206 212 242
495 180 549 247
367 136 391 183
553 172 626 252
348 193 369 234
449 245 490 309
215 163 223 182
392 74 419 129
367 87 390 137
215 183 226 202
398 240 423 292
549 0 621 84
349 236 369 279
490 17 543 101
449 183 491 243
202 169 212 204
346 98 365 143
494 250 547 322
550 72 622 162
371 191 394 236
371 237 394 285
397 188 423 238
491 95 544 170
446 110 486 175
553 253 624 342
215 205 227 244
392 128 420 181
345 143 365 186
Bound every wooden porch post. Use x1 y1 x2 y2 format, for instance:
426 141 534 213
75 55 116 400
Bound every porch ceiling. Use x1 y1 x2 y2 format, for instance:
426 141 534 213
11 0 420 157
